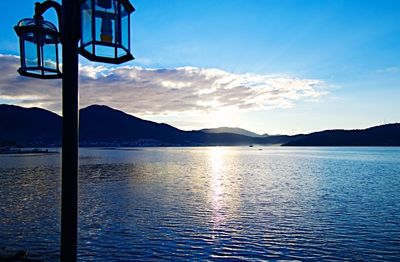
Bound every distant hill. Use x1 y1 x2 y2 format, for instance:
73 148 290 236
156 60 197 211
2 104 399 147
0 104 61 146
80 105 187 145
79 105 291 146
282 124 400 146
0 104 291 147
200 127 263 137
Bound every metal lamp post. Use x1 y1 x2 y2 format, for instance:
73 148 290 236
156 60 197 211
14 0 135 261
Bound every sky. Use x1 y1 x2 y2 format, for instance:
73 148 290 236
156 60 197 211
0 0 399 135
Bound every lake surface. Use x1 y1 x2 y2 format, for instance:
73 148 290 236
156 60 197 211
1 147 400 261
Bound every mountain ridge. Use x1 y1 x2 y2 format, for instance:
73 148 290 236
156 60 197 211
0 104 291 147
200 127 264 137
282 123 400 146
1 104 399 147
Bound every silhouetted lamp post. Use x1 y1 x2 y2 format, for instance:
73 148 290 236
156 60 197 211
14 0 135 261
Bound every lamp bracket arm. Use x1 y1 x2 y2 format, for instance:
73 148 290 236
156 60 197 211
34 0 62 29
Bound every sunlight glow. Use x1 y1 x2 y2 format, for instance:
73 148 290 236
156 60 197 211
206 110 238 129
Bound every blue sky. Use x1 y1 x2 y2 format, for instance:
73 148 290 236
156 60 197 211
0 0 399 134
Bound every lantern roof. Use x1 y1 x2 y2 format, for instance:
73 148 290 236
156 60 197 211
15 18 58 36
80 0 135 14
119 0 135 14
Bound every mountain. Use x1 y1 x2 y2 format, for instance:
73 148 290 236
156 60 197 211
0 104 291 147
2 104 399 147
79 105 291 146
80 105 188 145
0 104 61 146
282 124 400 146
200 127 262 137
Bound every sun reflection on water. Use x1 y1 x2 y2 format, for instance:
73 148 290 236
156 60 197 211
209 147 224 206
208 147 231 234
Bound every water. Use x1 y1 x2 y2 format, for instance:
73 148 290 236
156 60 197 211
1 147 400 261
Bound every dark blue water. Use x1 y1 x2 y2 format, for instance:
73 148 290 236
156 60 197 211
1 147 400 261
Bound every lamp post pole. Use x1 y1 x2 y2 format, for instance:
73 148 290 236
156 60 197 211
60 0 79 261
15 1 135 260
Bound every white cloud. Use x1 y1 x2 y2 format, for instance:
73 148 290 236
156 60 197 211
0 54 328 115
377 67 400 73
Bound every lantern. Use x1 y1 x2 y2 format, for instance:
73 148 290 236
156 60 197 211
14 17 62 79
79 0 135 64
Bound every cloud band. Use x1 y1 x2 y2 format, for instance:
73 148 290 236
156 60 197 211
0 54 327 115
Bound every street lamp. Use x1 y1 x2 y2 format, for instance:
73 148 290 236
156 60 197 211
14 0 135 261
79 0 135 63
14 14 62 79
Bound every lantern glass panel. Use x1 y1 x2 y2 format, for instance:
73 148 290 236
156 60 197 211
81 0 93 47
43 43 57 70
117 47 126 57
95 45 113 58
24 39 38 68
121 15 128 48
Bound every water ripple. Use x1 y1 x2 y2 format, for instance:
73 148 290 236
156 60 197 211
1 147 400 261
